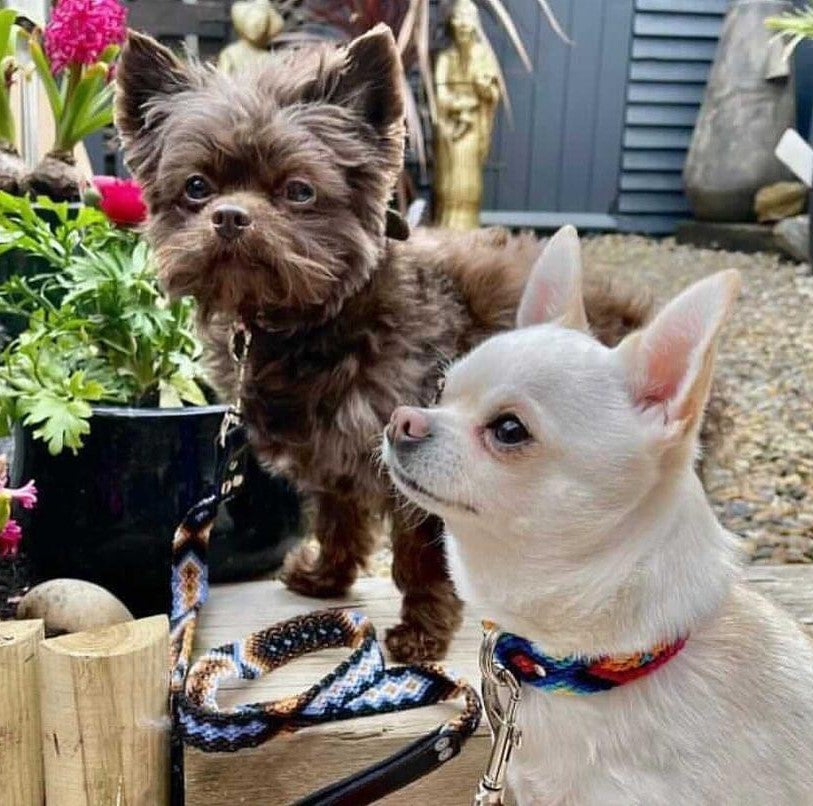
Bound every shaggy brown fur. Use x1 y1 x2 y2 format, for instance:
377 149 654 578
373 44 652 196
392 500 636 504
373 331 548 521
116 26 652 661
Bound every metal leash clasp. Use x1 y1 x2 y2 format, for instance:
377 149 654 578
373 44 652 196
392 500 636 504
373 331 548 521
218 322 252 448
474 621 522 806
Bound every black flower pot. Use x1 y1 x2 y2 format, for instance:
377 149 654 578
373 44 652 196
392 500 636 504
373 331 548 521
12 405 302 617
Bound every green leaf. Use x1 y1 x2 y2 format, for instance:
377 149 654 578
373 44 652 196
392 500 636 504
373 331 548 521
26 37 62 122
158 379 183 409
87 80 115 117
70 107 115 143
21 392 93 455
71 204 109 230
66 371 105 402
0 10 18 56
56 64 105 149
167 373 207 406
98 44 120 64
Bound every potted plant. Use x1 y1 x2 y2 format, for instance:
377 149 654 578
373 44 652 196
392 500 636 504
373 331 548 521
18 0 127 200
0 192 301 615
0 188 111 337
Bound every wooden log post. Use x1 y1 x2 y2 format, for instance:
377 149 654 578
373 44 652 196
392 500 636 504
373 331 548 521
0 619 45 806
39 615 171 806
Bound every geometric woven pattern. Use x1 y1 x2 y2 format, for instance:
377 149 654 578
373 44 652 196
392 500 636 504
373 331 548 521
168 421 481 755
176 606 482 752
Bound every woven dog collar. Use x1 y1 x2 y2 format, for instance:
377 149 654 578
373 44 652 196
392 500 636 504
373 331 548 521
494 632 688 694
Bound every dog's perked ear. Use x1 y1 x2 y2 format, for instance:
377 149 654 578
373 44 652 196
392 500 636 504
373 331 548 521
620 269 741 437
311 23 405 134
516 225 589 331
115 31 192 180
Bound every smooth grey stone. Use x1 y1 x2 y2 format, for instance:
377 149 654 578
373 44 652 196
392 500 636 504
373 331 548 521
684 1 795 222
773 215 810 263
16 578 134 635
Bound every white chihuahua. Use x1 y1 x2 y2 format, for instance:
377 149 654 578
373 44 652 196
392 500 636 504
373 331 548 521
382 227 813 805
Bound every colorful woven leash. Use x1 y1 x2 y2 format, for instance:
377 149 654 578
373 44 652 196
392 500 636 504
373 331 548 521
168 403 481 804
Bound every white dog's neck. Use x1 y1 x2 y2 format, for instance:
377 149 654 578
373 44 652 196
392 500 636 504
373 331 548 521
446 467 741 658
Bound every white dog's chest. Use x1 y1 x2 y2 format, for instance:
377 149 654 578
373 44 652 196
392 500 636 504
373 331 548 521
502 670 813 806
504 683 720 806
506 690 661 805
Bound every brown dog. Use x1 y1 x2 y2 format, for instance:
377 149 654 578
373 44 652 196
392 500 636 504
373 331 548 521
115 25 651 661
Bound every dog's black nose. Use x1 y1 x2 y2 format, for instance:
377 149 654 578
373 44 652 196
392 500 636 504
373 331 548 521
212 204 252 240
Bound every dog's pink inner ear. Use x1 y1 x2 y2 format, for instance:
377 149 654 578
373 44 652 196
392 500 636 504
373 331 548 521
627 270 741 425
635 326 693 409
330 24 404 130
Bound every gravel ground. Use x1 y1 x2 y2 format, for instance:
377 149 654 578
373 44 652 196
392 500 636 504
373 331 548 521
585 235 813 565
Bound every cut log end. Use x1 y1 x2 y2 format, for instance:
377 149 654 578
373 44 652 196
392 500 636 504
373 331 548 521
40 613 167 658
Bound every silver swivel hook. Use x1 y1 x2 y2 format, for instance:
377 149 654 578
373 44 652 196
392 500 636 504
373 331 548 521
218 321 253 448
474 621 523 805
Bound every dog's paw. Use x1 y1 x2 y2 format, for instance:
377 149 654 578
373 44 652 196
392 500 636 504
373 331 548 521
385 621 451 663
281 542 353 598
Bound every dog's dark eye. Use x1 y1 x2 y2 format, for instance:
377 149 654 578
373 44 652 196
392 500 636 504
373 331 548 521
185 175 212 202
285 179 315 205
489 414 530 446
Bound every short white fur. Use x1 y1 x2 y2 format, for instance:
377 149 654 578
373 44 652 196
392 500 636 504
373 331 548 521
383 226 813 805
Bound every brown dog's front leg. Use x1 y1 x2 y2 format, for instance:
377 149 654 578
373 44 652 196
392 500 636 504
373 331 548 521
282 492 375 598
386 511 463 662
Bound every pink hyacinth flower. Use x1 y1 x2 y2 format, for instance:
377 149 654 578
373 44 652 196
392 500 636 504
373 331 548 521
44 0 128 75
9 480 37 509
0 519 22 557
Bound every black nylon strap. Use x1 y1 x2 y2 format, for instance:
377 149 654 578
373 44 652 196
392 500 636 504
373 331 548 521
296 727 462 806
213 420 250 503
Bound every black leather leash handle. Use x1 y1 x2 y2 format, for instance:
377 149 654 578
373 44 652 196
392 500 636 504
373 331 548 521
296 726 462 806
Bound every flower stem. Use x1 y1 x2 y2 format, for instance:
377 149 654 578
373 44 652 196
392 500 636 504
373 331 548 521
54 62 82 151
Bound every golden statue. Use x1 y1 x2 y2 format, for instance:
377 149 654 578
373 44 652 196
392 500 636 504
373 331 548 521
433 0 500 230
218 0 284 74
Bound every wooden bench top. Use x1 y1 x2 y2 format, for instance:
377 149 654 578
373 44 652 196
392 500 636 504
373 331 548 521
186 565 813 805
